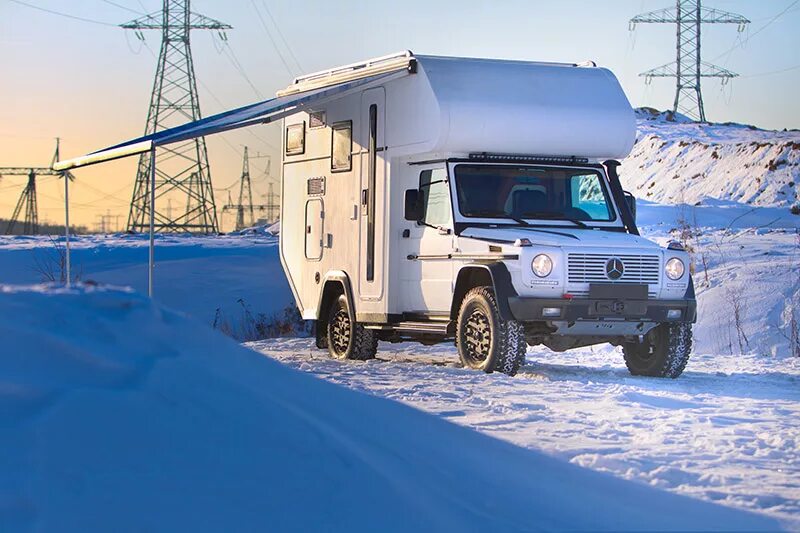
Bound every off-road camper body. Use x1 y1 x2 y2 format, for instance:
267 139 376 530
279 52 696 377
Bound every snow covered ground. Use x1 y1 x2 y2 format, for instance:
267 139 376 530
249 338 800 529
2 285 779 531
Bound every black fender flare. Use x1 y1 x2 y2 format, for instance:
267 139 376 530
316 271 356 323
450 263 518 321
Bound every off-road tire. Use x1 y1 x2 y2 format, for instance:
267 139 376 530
456 286 526 376
326 295 378 361
622 322 692 378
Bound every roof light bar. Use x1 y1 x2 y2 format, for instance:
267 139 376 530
468 153 590 164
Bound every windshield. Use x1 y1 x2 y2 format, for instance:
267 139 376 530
453 164 616 224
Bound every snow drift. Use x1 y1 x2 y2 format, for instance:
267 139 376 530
621 108 800 208
0 285 780 531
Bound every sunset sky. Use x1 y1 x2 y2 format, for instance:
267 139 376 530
1 0 798 231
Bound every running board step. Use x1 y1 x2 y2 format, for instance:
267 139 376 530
392 321 450 335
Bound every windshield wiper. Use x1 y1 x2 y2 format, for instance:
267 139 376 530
521 211 588 228
470 209 531 226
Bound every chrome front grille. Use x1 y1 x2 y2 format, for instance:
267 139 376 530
567 253 660 285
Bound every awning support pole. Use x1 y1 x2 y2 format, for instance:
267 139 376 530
64 171 71 288
148 147 156 298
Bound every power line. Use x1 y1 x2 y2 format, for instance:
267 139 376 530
260 0 303 72
710 0 799 63
250 0 296 77
99 0 145 15
220 40 264 99
8 0 118 26
740 63 800 78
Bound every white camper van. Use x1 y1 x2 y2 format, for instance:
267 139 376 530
55 50 696 379
278 52 696 377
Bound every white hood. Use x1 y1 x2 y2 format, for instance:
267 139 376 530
460 226 659 249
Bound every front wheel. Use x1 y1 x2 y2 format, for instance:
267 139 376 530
622 323 692 378
326 295 378 361
456 286 526 376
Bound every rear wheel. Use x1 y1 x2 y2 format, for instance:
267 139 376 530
456 286 526 376
326 294 377 361
622 323 692 378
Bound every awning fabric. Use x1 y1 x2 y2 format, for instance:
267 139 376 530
54 69 403 171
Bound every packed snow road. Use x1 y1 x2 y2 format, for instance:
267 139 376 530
250 338 800 527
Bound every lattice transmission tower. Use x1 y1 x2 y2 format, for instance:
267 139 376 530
122 0 230 233
1 139 74 235
630 0 749 122
222 147 278 231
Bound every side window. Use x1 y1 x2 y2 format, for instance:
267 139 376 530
330 120 352 172
419 168 451 226
285 122 305 155
570 173 612 220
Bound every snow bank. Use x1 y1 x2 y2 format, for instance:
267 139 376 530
0 285 780 531
622 108 800 208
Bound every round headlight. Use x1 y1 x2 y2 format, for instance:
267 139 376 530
531 254 553 278
665 257 685 280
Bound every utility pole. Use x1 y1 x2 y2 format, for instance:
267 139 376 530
630 0 749 122
122 0 231 234
1 140 74 235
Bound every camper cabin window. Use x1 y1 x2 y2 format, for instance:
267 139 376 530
418 168 451 226
309 111 326 129
285 122 305 155
330 121 352 172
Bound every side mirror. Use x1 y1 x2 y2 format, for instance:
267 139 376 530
404 189 421 221
623 191 637 223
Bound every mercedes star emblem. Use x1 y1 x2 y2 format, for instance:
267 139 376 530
605 257 624 280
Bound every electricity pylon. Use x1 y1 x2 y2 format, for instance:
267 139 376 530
265 182 280 223
1 139 74 235
122 0 230 233
630 0 749 122
222 147 277 231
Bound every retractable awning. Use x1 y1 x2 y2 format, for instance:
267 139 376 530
53 68 407 172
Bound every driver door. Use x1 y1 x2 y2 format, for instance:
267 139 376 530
401 166 455 316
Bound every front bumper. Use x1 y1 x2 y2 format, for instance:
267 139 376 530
507 296 697 323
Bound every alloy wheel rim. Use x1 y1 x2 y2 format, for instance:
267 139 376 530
330 309 351 356
464 309 491 363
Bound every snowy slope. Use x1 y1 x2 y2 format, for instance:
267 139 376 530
621 109 800 207
0 285 780 531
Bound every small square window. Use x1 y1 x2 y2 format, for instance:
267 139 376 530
309 111 326 129
285 122 305 156
331 121 352 172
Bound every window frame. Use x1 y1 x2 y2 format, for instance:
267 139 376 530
330 120 353 173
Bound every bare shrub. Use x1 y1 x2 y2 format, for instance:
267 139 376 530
212 298 312 342
30 236 82 284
